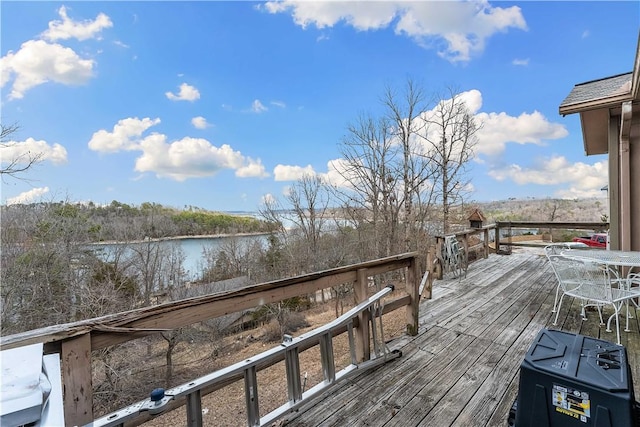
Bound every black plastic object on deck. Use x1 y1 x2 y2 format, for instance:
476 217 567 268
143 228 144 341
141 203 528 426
514 328 637 427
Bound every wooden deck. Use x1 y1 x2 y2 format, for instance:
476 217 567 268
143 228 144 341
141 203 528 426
283 246 640 426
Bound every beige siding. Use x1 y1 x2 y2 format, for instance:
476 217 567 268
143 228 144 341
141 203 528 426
631 116 640 250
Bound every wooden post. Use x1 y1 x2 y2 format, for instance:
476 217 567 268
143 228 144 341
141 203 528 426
354 268 370 363
495 225 501 254
423 248 434 300
435 237 444 279
461 234 469 265
483 228 490 258
406 257 420 336
61 333 93 427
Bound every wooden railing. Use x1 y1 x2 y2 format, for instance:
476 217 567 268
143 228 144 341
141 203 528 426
494 221 609 253
0 252 422 427
433 222 610 278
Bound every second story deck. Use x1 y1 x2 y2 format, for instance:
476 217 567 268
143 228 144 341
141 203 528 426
271 246 640 426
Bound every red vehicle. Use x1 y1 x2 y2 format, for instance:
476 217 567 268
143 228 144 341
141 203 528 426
572 233 607 248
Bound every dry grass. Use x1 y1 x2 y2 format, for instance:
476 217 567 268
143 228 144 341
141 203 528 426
136 289 408 427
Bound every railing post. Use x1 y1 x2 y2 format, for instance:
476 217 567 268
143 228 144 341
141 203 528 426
435 236 444 279
495 224 501 254
354 268 370 362
61 333 93 427
406 256 420 336
423 247 434 299
483 228 490 258
462 233 469 264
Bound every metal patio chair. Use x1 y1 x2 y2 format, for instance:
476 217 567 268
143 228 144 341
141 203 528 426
545 242 587 314
550 254 640 345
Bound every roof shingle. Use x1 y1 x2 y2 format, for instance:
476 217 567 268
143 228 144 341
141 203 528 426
560 72 632 108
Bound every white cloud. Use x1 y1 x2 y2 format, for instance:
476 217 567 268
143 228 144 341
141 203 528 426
270 100 286 108
1 138 68 165
135 136 266 181
413 89 567 157
191 116 212 129
88 118 266 181
88 117 161 153
251 99 268 113
263 1 527 62
263 1 398 30
488 156 608 198
1 40 95 99
236 159 269 178
41 6 113 41
166 83 201 102
6 187 50 205
475 110 568 156
273 164 316 181
512 58 529 66
322 158 353 188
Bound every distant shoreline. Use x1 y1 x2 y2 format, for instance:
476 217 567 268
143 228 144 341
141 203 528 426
90 231 272 245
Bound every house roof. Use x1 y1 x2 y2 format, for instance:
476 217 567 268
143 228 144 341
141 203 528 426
559 73 633 114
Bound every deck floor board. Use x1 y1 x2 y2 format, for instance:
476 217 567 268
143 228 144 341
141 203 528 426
282 247 640 426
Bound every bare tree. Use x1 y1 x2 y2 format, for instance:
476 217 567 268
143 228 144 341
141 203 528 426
335 79 438 256
201 237 262 282
286 174 330 271
1 123 43 179
334 112 400 259
382 79 437 252
421 87 479 234
0 200 137 333
259 174 334 275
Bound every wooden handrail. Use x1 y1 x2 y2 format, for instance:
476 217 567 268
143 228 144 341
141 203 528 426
1 252 422 427
495 221 609 230
432 221 610 278
494 221 609 253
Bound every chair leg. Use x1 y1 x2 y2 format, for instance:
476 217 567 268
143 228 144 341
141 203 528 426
580 301 587 321
625 301 634 332
552 285 561 313
615 308 621 345
606 304 622 345
553 294 565 326
597 305 604 326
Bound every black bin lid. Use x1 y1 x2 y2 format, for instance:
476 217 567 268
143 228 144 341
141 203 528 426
524 329 629 393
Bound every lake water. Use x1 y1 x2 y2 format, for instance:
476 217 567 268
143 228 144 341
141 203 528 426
91 234 269 280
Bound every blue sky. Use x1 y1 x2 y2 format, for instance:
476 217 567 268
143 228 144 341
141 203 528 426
1 1 638 211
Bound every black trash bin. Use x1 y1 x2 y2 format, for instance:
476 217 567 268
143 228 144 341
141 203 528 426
513 328 637 427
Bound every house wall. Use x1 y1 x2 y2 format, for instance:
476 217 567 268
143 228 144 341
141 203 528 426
630 116 640 251
608 120 620 250
610 110 640 251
